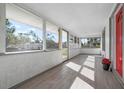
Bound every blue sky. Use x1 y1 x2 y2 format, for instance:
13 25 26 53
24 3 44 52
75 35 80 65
62 31 67 42
10 19 43 42
81 38 88 44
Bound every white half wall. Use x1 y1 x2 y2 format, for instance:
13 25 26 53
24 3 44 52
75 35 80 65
0 50 63 88
0 47 82 89
80 48 101 55
69 48 80 59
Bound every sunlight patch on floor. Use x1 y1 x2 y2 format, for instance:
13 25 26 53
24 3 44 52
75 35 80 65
70 77 94 89
87 56 95 62
83 60 95 68
66 62 81 72
80 67 95 81
87 58 95 62
88 56 95 59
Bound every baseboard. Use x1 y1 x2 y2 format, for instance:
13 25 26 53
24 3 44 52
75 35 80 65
113 69 124 88
69 53 80 59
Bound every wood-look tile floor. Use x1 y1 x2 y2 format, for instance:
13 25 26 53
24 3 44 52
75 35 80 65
15 55 123 89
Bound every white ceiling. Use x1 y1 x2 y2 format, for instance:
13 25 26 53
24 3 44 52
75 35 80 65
17 3 114 37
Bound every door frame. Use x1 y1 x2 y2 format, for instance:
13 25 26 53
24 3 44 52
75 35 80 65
61 29 69 61
115 6 123 77
112 4 124 80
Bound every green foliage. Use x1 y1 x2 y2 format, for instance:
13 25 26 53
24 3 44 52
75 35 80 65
6 19 31 46
6 19 42 48
6 19 17 46
18 33 31 44
46 39 58 49
81 37 101 48
29 30 41 43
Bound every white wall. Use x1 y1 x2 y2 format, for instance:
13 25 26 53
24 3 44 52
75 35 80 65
105 19 110 59
68 34 81 59
80 48 101 55
69 48 80 59
0 50 63 88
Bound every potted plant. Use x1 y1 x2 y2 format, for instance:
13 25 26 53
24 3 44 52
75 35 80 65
102 58 111 71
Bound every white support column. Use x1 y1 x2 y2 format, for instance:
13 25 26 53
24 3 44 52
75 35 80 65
68 34 71 59
43 20 46 51
105 19 110 59
59 28 62 50
110 17 114 69
0 4 6 53
67 31 69 59
100 33 102 55
113 13 116 70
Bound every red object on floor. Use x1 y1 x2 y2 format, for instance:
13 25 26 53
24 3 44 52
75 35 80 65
116 7 123 77
102 58 111 64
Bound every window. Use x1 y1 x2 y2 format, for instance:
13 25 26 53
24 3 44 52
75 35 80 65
62 30 68 48
102 30 105 51
6 4 43 52
46 21 59 50
81 37 101 48
76 37 79 44
78 38 80 44
69 35 74 43
74 36 76 43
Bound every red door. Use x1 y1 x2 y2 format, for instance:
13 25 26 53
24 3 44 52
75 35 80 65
116 7 123 77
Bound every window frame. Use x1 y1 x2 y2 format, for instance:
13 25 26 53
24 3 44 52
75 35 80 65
61 29 68 49
45 21 60 51
5 4 44 53
81 37 101 48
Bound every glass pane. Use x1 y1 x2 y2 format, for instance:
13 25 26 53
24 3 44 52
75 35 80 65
6 4 43 52
62 30 68 59
46 22 59 49
69 35 73 43
81 37 101 48
6 19 43 52
62 31 68 48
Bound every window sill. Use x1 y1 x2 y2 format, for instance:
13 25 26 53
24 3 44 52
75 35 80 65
0 50 44 56
82 47 99 49
44 49 60 52
0 49 61 56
